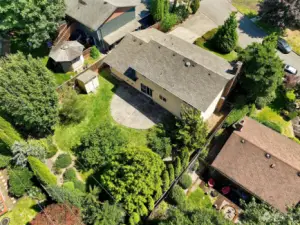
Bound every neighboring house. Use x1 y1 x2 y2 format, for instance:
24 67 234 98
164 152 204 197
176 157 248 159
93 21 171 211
65 0 142 51
211 117 300 213
49 41 84 73
76 69 99 93
103 29 240 120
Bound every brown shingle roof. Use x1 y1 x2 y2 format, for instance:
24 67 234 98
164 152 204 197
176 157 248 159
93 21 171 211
212 117 300 212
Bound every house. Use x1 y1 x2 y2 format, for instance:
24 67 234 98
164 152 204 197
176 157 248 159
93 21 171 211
49 41 84 73
103 29 241 120
211 117 300 212
65 0 143 51
76 69 99 93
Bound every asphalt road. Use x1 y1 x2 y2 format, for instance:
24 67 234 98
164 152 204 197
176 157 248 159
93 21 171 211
199 0 300 72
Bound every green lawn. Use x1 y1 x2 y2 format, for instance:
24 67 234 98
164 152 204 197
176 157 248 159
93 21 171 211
0 197 40 225
194 38 238 62
187 188 212 210
232 0 261 18
54 70 148 152
252 107 293 137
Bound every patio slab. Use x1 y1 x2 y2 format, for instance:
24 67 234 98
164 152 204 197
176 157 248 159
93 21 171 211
110 84 170 129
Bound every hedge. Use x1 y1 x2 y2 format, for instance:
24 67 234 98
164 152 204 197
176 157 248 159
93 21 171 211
178 173 192 189
0 116 22 148
54 153 72 169
224 105 250 127
169 185 187 208
28 156 57 185
63 168 77 181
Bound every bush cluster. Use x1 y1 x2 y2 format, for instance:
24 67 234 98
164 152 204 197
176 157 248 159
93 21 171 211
160 13 178 32
147 125 172 158
178 173 192 189
224 105 251 127
54 154 72 169
169 185 186 208
63 168 86 192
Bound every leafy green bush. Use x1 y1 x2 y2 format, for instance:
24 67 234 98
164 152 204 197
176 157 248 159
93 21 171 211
191 0 200 14
168 164 175 182
175 157 182 177
8 167 33 197
162 170 170 192
54 153 72 169
129 212 140 225
174 5 189 22
0 116 21 148
288 111 298 120
63 168 77 181
74 180 86 192
255 91 276 109
147 124 172 158
59 87 87 124
63 181 75 190
27 186 46 200
28 156 57 185
224 105 250 127
45 137 58 159
202 28 218 41
0 154 11 168
178 173 192 189
160 13 178 32
234 45 243 54
260 121 282 133
169 185 187 208
90 46 100 59
286 90 296 102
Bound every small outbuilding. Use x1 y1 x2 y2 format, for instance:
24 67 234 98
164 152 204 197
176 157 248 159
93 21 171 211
76 70 99 94
49 41 84 72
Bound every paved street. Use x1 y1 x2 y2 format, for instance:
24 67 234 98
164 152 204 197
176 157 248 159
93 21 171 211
179 0 300 72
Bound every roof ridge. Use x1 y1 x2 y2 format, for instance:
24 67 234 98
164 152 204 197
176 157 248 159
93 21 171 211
234 131 300 172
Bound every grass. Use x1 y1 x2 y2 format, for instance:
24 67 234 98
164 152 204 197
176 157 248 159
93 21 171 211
187 188 212 210
284 29 300 55
252 107 293 137
54 72 76 86
54 70 148 152
194 38 238 62
0 197 40 225
232 0 261 18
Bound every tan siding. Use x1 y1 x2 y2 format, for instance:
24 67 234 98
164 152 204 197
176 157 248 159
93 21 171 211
110 68 185 118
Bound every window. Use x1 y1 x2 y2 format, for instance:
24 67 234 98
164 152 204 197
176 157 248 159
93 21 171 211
141 83 152 97
159 95 167 102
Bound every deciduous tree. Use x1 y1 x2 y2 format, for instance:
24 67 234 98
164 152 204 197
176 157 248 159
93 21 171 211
211 12 238 53
0 53 59 137
0 0 65 48
100 146 165 217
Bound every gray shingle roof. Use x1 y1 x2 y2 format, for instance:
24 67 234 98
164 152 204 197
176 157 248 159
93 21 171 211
76 69 98 83
65 0 140 30
104 29 234 112
49 41 84 62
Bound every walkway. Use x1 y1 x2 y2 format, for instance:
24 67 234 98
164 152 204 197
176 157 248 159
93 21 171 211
0 170 16 211
110 84 170 129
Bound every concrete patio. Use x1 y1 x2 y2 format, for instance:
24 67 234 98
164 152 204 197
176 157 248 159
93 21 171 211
110 84 170 129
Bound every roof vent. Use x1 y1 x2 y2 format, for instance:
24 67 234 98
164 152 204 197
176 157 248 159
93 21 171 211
241 139 245 144
270 164 276 168
185 61 191 67
265 153 271 159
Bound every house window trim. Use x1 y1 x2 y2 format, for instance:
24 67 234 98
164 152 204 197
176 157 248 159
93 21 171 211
141 83 153 97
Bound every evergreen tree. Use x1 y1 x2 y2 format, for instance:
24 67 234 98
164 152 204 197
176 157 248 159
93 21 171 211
164 0 170 14
239 34 284 108
0 53 58 137
151 0 165 21
212 12 238 53
175 157 182 177
168 164 175 182
0 0 65 48
175 106 207 151
162 170 170 192
180 147 190 170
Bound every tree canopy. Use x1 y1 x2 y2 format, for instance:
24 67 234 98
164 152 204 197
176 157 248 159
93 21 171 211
259 0 300 29
211 12 238 53
99 146 165 217
0 0 65 48
175 106 207 151
239 34 284 108
0 53 59 137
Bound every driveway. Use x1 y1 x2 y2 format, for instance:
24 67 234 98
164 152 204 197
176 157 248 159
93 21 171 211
110 84 170 129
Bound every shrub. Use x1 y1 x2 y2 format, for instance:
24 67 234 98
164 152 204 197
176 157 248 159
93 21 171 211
8 167 33 197
169 185 186 208
224 105 250 127
174 156 182 177
180 147 190 170
288 111 298 120
63 181 75 190
90 46 100 59
0 146 11 168
255 91 276 109
191 0 200 14
54 154 72 169
27 186 46 201
178 173 192 189
202 28 218 41
129 212 140 225
234 45 243 54
168 164 175 182
74 180 86 193
162 170 170 192
160 13 178 32
147 124 172 158
260 121 282 133
45 137 58 158
63 168 77 181
174 5 189 22
28 156 57 185
286 90 296 102
59 87 87 124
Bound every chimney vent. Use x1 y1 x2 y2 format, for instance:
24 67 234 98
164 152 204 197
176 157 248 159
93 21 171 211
185 61 191 67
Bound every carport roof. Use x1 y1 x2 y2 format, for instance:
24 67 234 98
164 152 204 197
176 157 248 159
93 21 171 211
104 29 234 112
